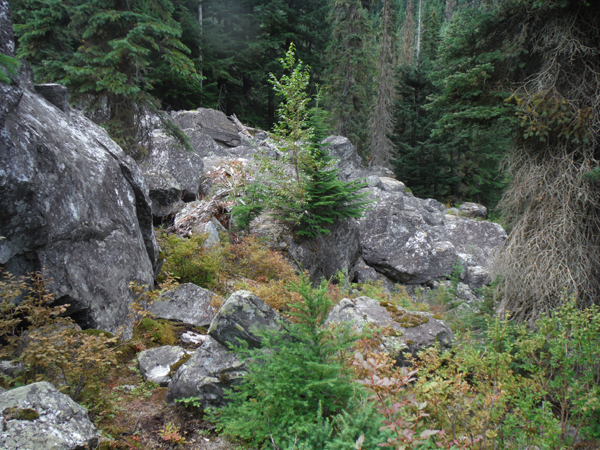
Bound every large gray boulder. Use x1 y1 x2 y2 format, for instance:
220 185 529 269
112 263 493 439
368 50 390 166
0 62 157 336
172 108 241 147
250 214 362 284
327 296 453 364
149 283 217 327
0 382 99 450
208 290 286 349
357 186 506 288
166 336 245 407
140 130 204 218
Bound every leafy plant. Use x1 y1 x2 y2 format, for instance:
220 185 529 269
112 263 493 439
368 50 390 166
0 270 118 403
232 44 369 238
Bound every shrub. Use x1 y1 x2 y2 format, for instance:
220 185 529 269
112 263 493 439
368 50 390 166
215 276 364 448
157 232 224 290
0 270 118 403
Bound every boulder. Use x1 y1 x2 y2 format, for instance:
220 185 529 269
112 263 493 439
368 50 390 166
326 296 453 364
166 336 245 407
322 135 368 181
358 188 459 284
250 214 362 284
208 290 286 349
34 84 69 113
139 130 204 219
149 283 217 328
0 381 99 450
358 186 506 288
137 345 190 386
1 56 157 337
173 199 229 241
458 202 487 219
172 108 241 147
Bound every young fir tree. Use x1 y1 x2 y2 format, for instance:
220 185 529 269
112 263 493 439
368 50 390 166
215 277 371 449
233 44 369 238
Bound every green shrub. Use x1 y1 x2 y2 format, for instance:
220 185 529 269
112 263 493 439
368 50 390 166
158 232 223 290
215 276 365 448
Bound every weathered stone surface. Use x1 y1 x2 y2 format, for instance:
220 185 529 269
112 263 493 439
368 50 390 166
326 296 453 363
0 381 99 450
458 202 487 219
208 290 286 349
149 283 217 327
173 200 229 243
34 84 69 112
137 345 190 386
0 0 15 57
358 188 458 284
358 186 506 288
322 135 369 181
0 70 157 337
379 177 406 193
351 258 397 292
140 130 204 218
250 214 362 284
166 336 245 407
0 361 23 379
172 108 241 147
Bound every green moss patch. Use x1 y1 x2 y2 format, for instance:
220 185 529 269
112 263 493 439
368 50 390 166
169 353 191 377
384 304 429 328
3 407 40 421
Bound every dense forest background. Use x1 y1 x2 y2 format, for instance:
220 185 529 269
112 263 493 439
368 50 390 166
8 0 514 207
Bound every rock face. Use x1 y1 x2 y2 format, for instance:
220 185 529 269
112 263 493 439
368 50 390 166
166 336 245 407
0 382 99 450
149 283 217 327
172 108 241 147
358 186 506 288
0 44 157 335
208 290 286 349
139 130 205 219
0 1 15 57
137 345 190 386
327 296 453 364
322 135 368 181
250 214 362 284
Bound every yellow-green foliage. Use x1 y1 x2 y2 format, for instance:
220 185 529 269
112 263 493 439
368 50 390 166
135 318 177 346
158 231 224 290
0 270 119 402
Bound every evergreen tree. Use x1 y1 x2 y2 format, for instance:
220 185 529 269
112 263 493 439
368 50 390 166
233 44 369 238
369 0 399 168
216 277 364 448
13 0 200 158
325 0 376 160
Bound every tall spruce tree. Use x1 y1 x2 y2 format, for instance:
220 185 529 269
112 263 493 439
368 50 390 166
369 0 399 168
325 0 376 160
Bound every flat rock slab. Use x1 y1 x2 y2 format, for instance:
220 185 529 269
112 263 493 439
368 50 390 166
149 283 217 327
167 336 245 407
208 290 286 349
327 296 454 364
0 381 98 450
172 108 240 147
137 345 190 386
